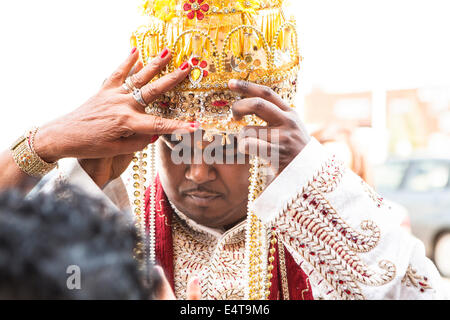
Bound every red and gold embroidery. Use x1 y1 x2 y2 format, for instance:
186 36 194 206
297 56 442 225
402 264 432 293
172 213 246 300
271 157 396 300
360 179 385 208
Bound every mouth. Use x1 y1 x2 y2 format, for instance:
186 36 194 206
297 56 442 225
184 191 222 207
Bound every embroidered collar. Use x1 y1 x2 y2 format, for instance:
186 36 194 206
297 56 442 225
169 200 246 242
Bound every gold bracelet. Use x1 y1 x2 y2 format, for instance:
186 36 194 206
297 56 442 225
10 128 58 178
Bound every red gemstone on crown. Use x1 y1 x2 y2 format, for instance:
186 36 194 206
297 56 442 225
187 11 195 19
212 100 228 107
197 11 205 20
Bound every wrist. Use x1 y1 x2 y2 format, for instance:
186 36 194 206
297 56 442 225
278 135 311 174
33 124 64 163
78 158 112 189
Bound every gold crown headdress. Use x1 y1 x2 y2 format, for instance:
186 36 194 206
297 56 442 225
132 0 300 135
131 0 301 300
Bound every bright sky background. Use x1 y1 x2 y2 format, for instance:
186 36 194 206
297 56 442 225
0 0 449 149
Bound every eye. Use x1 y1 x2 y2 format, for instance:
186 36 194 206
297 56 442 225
224 136 239 154
162 134 187 149
222 136 242 162
162 139 177 150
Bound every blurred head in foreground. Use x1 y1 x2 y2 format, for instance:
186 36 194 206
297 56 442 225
0 185 161 300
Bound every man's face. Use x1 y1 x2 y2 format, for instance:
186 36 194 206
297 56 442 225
157 132 251 229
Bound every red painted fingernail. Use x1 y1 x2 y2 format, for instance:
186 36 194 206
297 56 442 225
160 48 169 59
131 47 137 55
150 135 160 144
190 121 200 129
180 61 190 71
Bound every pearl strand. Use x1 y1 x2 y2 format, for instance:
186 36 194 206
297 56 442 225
244 157 256 299
147 143 157 265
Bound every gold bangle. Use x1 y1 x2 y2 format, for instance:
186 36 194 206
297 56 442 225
10 128 57 178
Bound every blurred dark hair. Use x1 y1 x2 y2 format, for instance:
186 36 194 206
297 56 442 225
0 185 161 300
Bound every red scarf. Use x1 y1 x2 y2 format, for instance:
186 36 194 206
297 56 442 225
145 176 313 300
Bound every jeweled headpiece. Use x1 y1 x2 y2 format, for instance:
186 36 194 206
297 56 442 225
131 0 302 300
132 0 300 135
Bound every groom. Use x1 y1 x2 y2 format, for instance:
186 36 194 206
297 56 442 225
41 79 444 300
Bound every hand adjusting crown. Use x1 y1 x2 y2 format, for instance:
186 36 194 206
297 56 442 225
132 0 301 135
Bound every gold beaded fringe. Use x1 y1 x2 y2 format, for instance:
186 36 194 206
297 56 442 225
245 156 276 300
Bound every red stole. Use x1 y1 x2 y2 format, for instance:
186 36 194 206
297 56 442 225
145 176 313 300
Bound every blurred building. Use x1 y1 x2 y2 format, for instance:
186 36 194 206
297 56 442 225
305 89 373 128
304 87 450 160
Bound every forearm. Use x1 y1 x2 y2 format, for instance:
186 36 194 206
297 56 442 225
0 150 40 192
78 158 114 189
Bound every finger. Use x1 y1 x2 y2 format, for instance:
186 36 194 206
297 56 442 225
116 134 160 154
130 48 173 89
237 136 278 159
119 60 145 94
239 126 280 143
153 266 176 300
129 113 200 135
232 97 286 125
228 79 291 112
104 47 140 88
128 60 144 77
137 61 191 107
186 277 202 300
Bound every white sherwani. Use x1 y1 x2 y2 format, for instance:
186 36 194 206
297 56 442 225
34 138 446 300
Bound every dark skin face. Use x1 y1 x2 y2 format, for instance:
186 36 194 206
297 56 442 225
155 80 311 230
157 133 251 230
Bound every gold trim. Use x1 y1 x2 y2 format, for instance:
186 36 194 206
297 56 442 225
301 278 310 300
277 241 290 300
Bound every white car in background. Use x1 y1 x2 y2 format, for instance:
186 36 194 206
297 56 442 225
375 158 450 277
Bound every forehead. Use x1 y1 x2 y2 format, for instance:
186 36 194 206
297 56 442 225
160 131 250 167
162 132 238 147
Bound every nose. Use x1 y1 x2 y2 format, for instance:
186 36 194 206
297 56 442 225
185 162 216 185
